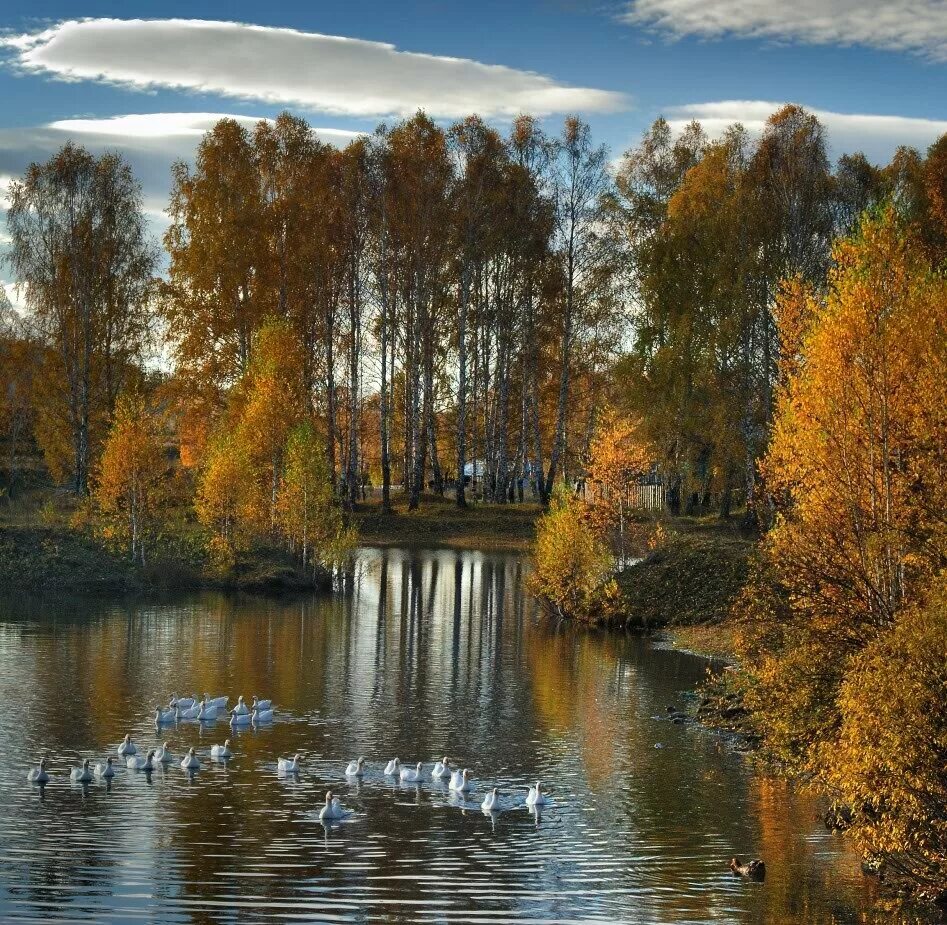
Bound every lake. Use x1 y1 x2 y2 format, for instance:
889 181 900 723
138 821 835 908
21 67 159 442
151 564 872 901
0 547 923 923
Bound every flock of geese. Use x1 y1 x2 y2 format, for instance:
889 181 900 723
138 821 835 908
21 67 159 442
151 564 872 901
26 693 550 823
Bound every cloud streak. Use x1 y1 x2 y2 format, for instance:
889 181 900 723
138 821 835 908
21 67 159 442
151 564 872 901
3 18 628 118
665 100 947 162
624 0 947 60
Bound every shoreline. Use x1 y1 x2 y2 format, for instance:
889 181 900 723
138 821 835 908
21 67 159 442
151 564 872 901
350 495 539 554
0 521 332 596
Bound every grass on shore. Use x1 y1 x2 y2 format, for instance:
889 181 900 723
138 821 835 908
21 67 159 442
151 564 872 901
615 520 754 633
351 492 540 552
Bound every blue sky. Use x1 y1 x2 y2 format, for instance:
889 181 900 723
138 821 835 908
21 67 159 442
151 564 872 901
3 1 947 302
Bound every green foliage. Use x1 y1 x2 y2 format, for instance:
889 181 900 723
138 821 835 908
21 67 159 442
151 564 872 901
279 421 354 571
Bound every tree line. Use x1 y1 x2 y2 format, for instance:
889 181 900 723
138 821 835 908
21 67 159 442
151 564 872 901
531 111 947 895
161 111 620 515
611 104 947 518
4 104 947 533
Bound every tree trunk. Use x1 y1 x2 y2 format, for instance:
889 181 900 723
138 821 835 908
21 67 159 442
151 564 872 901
455 267 469 508
346 256 361 511
379 281 392 515
325 297 338 489
544 297 572 502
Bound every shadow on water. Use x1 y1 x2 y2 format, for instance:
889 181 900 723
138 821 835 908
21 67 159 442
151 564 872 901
0 547 932 923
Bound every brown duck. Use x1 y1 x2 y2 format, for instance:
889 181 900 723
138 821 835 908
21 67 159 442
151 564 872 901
729 857 766 881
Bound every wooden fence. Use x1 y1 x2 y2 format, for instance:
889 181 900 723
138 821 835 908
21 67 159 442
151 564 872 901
626 483 666 510
586 480 666 511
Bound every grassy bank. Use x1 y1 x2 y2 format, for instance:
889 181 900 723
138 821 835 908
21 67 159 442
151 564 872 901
352 493 540 552
0 520 331 594
0 482 331 595
614 520 754 635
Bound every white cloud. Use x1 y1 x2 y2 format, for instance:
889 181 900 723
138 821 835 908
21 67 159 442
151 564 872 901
3 18 628 118
0 279 26 312
48 112 265 138
665 100 947 162
623 0 947 60
46 112 360 147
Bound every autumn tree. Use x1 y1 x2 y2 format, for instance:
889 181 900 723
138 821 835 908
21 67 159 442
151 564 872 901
528 489 620 623
380 114 453 509
7 143 157 493
544 117 614 501
164 119 265 392
736 206 947 884
449 116 506 508
232 317 305 533
614 106 839 517
336 139 371 509
279 420 353 574
95 393 167 564
194 429 254 558
585 407 653 547
0 293 35 500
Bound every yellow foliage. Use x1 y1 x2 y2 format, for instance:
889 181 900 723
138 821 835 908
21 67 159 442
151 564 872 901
94 394 167 564
194 430 255 551
825 575 947 882
585 406 653 529
233 317 305 533
529 490 620 622
278 421 354 571
764 205 947 634
738 206 947 887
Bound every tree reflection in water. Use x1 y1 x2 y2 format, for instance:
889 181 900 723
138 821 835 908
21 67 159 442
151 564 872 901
0 550 926 923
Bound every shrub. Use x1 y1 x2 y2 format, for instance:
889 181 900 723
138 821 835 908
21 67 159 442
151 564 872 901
824 576 947 889
529 492 620 622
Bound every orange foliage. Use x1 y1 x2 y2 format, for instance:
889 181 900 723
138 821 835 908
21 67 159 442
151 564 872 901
738 206 947 886
585 406 654 529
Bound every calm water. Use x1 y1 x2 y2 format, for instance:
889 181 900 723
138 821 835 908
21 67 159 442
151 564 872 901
0 547 925 924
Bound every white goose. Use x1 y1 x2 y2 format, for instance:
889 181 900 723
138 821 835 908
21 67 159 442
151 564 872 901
180 748 200 771
230 710 252 727
172 695 196 710
231 696 250 717
383 758 401 776
252 696 272 711
197 701 218 722
27 758 50 784
318 791 347 822
95 757 116 778
251 707 273 724
179 702 202 721
526 781 548 807
345 757 366 777
277 754 301 773
155 706 178 725
117 735 137 757
449 768 473 792
400 762 423 783
482 787 501 813
154 742 174 764
204 694 229 711
210 740 233 760
431 757 451 780
127 749 156 771
70 759 94 783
